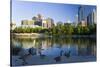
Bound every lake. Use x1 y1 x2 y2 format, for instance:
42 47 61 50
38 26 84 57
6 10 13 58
11 37 96 66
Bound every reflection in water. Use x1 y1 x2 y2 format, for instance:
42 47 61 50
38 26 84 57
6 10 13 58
11 37 96 66
11 37 96 56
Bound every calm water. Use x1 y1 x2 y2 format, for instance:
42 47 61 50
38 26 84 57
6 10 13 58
11 37 96 65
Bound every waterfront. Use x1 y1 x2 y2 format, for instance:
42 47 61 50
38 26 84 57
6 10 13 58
11 37 96 66
11 1 97 66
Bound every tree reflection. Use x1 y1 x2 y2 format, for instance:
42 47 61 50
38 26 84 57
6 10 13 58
11 37 96 56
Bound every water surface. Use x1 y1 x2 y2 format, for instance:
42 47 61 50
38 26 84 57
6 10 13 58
11 37 96 66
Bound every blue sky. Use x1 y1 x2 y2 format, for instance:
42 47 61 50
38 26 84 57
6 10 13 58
12 0 96 26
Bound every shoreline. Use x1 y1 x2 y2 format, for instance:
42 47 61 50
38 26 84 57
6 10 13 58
11 33 96 38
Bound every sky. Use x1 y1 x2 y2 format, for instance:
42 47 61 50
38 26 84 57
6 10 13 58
12 0 96 26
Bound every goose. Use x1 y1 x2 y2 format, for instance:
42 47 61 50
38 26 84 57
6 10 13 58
38 50 46 59
64 51 71 58
40 53 46 58
54 50 63 62
18 48 36 65
18 49 31 65
28 47 36 55
19 47 36 59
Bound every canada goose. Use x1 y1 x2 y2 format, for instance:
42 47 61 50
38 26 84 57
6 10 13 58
28 47 36 55
39 50 46 59
64 51 71 58
54 56 61 62
19 54 31 65
18 48 33 65
54 50 63 62
19 47 36 60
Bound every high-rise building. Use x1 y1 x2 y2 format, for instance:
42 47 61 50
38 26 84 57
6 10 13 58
81 20 87 27
78 6 85 23
87 9 97 25
42 18 54 28
46 18 54 28
75 14 78 27
32 14 43 26
42 19 48 28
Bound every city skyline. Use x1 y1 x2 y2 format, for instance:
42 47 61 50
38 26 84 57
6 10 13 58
12 0 96 26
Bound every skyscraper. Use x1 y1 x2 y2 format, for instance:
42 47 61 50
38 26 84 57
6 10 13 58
75 14 78 27
87 9 97 25
46 18 54 28
78 6 85 23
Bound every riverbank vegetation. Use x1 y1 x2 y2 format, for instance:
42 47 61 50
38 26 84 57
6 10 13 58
11 24 96 36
